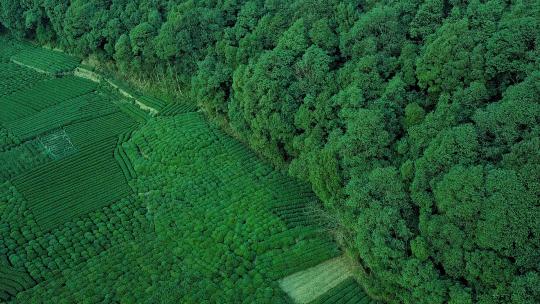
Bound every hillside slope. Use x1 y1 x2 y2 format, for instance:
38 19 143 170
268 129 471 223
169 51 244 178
0 36 363 303
1 1 539 302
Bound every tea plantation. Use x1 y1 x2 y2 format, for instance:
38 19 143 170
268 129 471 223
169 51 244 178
2 1 539 302
0 36 372 303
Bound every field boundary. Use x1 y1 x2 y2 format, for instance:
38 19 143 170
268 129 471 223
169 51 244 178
73 67 102 83
11 59 72 76
105 78 160 116
74 67 162 116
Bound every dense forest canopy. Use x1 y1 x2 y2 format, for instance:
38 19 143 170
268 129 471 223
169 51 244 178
1 0 539 303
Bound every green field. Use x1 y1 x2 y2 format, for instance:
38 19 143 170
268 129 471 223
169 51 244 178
0 37 360 303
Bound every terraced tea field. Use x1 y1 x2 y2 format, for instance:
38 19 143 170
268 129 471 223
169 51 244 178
0 36 376 303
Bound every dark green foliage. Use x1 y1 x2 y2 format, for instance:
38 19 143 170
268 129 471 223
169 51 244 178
0 0 539 303
0 140 49 183
0 255 35 301
0 127 18 153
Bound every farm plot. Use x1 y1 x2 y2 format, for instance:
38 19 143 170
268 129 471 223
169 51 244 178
0 76 97 123
116 113 340 302
8 113 340 303
38 129 78 160
0 38 350 303
117 102 150 123
0 63 49 97
0 41 146 301
115 131 137 181
11 47 80 75
12 236 212 304
1 194 151 284
0 112 137 183
0 256 35 302
1 175 149 286
11 138 132 231
64 112 139 148
137 95 167 111
5 91 119 141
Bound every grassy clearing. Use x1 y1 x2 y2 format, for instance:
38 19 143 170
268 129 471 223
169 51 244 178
279 256 353 304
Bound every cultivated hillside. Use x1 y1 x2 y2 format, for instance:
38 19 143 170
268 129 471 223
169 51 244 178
1 1 539 303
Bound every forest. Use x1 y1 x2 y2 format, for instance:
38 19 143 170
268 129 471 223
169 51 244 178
0 0 539 303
